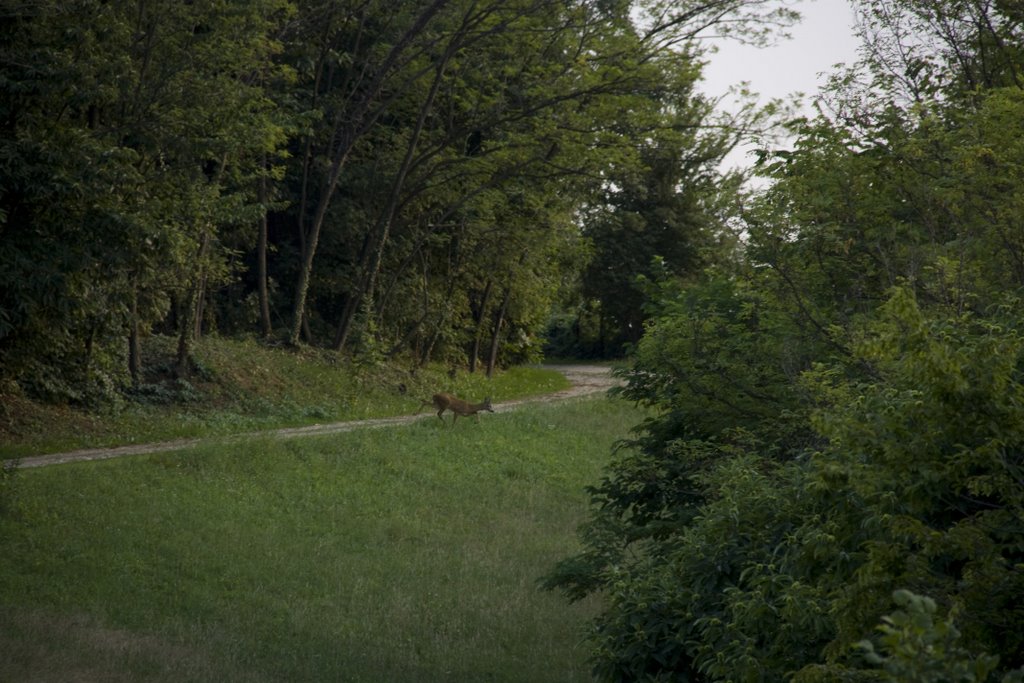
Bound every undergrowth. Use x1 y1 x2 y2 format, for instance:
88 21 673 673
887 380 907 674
0 335 570 459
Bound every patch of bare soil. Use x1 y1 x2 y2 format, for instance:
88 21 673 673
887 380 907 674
14 365 622 470
497 364 622 407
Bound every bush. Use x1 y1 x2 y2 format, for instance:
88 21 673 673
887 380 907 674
547 289 1024 681
799 590 1024 683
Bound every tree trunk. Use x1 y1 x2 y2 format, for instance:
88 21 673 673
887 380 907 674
175 232 210 379
468 279 492 373
193 274 206 339
288 7 354 346
128 282 141 386
175 290 197 379
257 161 272 338
486 285 512 379
420 325 442 368
485 250 527 377
290 143 348 347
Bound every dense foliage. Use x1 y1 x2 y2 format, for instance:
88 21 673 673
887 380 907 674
7 0 1022 677
1 0 784 404
545 0 1024 680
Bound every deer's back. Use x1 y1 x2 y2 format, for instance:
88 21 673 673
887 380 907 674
432 392 456 408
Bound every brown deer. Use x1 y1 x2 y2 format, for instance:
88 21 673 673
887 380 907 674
420 392 494 425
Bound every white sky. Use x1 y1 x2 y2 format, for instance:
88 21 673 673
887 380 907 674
698 0 862 172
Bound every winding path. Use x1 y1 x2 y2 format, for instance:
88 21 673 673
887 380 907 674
13 364 620 469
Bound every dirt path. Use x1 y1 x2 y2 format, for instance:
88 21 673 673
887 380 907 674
13 364 621 470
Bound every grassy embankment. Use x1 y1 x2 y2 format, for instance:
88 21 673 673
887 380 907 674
0 337 642 681
0 335 572 459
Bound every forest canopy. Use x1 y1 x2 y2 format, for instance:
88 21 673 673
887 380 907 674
0 0 780 402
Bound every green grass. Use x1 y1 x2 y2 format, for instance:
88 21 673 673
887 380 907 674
0 335 571 459
0 396 645 682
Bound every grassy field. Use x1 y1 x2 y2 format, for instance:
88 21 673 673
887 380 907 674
0 396 645 682
0 335 571 459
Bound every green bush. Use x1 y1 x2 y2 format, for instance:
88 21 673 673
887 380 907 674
547 288 1024 681
800 590 1024 683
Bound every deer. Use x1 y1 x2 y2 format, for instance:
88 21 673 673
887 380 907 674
419 392 494 426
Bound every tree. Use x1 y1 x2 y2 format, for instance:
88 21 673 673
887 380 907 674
579 115 740 354
546 0 1024 679
283 0 454 347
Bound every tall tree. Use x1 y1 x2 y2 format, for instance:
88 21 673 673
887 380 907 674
285 0 453 347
